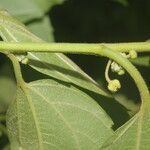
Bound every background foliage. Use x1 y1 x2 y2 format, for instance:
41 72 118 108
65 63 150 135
0 0 149 149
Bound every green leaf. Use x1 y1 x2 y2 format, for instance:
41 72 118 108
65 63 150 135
0 0 43 22
0 0 65 22
7 79 113 150
102 103 150 149
0 10 110 97
0 9 114 148
27 16 54 42
31 0 65 13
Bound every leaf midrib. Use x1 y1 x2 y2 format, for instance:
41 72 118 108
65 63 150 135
23 87 44 150
29 82 112 128
28 85 81 150
104 109 147 149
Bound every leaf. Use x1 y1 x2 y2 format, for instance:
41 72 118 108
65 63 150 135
101 102 150 149
0 10 110 97
7 79 113 150
32 0 65 13
1 9 114 149
27 16 54 42
0 0 43 22
0 0 65 22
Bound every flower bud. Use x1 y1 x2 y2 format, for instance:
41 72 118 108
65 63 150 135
118 69 125 75
111 62 125 75
21 57 29 64
16 54 29 64
129 50 137 59
108 79 121 92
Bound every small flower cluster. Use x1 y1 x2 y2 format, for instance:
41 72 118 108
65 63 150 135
106 50 137 92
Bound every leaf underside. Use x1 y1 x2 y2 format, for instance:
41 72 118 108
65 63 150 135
7 80 113 150
0 0 64 22
0 10 110 97
102 105 150 150
0 10 114 150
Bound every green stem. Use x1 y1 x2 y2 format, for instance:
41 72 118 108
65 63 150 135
0 42 149 109
7 53 24 86
0 42 149 53
105 60 112 82
99 47 149 109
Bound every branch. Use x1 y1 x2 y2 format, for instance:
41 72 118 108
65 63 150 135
1 41 149 110
0 42 150 53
